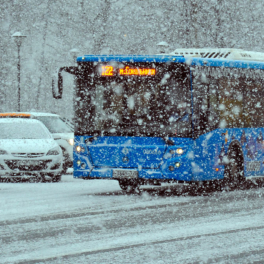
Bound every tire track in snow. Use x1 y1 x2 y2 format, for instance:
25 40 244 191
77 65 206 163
1 186 263 227
14 224 264 264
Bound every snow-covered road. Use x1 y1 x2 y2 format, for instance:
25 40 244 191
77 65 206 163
1 176 264 264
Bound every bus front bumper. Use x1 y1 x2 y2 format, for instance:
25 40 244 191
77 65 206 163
74 166 193 181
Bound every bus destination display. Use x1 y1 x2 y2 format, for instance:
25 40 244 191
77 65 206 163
101 66 156 76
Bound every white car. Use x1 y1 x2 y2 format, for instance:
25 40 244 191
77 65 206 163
0 118 63 182
2 112 74 173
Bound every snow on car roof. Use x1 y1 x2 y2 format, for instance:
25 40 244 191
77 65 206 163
0 112 60 118
23 112 59 117
0 118 44 124
0 113 31 118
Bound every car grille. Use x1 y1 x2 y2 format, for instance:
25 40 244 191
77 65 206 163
12 153 45 158
5 160 52 171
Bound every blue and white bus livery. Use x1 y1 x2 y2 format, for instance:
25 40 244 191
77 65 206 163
52 49 264 191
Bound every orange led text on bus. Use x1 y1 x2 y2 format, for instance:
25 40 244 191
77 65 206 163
101 66 114 76
119 66 156 76
101 65 156 76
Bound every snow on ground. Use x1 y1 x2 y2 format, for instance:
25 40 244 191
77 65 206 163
1 176 264 263
0 176 120 222
0 176 191 222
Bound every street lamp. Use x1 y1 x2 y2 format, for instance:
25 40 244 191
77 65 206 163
157 41 170 54
12 32 27 112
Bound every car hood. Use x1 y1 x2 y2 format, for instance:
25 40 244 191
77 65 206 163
0 139 59 154
52 133 74 140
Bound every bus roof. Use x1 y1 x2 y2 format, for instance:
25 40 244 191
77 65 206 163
77 52 264 70
168 48 264 62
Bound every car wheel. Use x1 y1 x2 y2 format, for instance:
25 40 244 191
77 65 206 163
10 177 21 183
61 148 70 174
2 178 10 183
52 175 61 182
28 177 37 183
35 175 42 183
224 146 244 189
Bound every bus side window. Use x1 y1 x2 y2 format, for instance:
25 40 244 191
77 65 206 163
242 75 264 127
207 78 219 130
254 78 264 126
192 68 219 137
218 73 243 129
192 70 207 136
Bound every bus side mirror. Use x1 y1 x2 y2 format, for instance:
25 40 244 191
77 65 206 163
52 72 63 99
52 66 79 99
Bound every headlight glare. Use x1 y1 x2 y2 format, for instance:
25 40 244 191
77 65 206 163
68 139 74 146
176 148 184 155
76 146 81 152
76 146 85 152
175 162 181 168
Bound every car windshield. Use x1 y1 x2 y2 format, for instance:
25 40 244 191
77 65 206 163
35 116 73 133
0 122 51 139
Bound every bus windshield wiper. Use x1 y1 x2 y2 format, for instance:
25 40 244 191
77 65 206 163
163 137 175 145
171 112 188 124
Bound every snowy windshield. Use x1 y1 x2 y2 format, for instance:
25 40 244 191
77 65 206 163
75 62 191 137
35 116 73 133
0 122 51 139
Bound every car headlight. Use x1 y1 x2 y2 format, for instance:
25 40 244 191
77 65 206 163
47 146 60 156
68 139 74 146
0 149 8 155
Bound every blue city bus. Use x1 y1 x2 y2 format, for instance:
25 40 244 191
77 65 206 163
53 49 264 191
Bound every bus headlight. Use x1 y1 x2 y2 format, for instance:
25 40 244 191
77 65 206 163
170 148 184 155
76 146 85 152
176 148 183 154
175 162 181 168
76 146 82 152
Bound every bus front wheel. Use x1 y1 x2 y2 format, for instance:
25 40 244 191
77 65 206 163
224 146 244 189
118 179 140 193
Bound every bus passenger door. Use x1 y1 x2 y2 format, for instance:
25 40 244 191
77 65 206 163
192 68 219 138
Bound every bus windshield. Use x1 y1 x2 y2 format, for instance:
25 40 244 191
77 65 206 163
75 62 191 137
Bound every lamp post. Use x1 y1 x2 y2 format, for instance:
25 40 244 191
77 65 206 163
157 41 170 54
12 32 27 112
